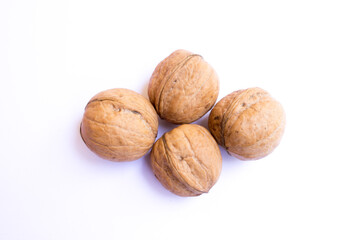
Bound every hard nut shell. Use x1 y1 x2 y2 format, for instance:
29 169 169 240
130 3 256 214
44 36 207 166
150 124 222 197
208 87 286 160
148 49 219 124
80 88 158 162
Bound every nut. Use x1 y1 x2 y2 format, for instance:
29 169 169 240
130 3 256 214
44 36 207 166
208 87 285 160
80 88 158 161
148 49 219 124
150 124 222 197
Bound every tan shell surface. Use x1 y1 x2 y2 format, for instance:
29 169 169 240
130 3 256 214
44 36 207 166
80 88 158 161
150 124 222 197
148 49 219 124
208 87 285 160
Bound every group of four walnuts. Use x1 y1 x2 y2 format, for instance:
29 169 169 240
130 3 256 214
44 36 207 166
80 49 286 197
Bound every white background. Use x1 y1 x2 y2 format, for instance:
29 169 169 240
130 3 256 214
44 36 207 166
1 0 359 239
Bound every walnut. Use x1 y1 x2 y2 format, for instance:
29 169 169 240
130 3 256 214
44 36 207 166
208 87 285 160
80 88 158 162
150 124 222 197
148 49 219 124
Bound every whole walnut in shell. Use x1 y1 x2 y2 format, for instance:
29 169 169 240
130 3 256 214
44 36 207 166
150 124 222 197
148 49 219 124
208 87 285 160
80 88 158 162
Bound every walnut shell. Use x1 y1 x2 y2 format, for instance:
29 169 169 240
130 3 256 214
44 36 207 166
148 49 219 124
80 88 158 162
208 87 285 160
150 124 222 197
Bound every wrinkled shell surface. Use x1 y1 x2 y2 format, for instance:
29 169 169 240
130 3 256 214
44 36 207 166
150 124 222 197
80 88 158 162
208 87 285 160
148 49 219 124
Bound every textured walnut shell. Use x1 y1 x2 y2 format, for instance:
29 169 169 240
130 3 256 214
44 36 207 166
208 87 285 160
148 49 219 124
80 88 158 162
150 124 222 197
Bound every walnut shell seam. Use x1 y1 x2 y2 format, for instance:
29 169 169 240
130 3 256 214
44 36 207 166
220 90 269 149
85 98 157 137
160 132 209 195
156 53 202 114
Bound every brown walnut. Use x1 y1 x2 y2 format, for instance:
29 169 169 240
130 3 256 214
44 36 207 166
80 88 158 162
148 49 219 124
150 124 222 197
208 87 285 160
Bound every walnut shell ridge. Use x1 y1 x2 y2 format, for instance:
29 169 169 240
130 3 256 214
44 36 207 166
208 87 285 160
80 88 158 162
150 124 222 197
148 49 219 124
